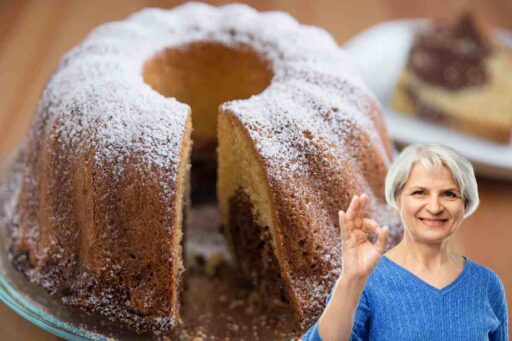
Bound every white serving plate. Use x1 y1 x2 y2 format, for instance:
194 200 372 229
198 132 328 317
343 19 512 180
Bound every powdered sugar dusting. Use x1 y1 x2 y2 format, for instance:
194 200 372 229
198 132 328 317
4 1 402 334
37 1 390 188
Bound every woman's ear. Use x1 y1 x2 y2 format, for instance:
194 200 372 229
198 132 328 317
394 196 401 217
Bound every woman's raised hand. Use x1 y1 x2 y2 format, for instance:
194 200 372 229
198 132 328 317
338 193 389 280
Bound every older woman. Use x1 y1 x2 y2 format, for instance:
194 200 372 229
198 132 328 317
302 144 508 341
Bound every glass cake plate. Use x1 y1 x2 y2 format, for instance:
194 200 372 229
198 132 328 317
0 154 301 341
344 19 512 180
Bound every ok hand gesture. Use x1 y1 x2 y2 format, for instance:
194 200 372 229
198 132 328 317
338 193 389 280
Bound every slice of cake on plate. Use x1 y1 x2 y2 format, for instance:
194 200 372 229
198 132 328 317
392 10 512 143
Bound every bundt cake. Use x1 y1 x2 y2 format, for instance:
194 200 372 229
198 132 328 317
0 2 402 334
392 11 512 143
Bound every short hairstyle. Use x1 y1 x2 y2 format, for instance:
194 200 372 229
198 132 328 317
384 143 479 219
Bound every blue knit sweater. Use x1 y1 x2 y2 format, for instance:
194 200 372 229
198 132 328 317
302 255 509 340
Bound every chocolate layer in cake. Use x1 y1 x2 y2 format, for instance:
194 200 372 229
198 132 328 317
228 187 289 308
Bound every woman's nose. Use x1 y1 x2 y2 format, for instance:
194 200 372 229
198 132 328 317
426 195 444 213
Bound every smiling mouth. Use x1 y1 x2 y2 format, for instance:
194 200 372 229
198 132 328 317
419 218 448 227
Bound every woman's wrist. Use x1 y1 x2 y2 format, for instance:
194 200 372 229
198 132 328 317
335 272 368 295
337 271 369 285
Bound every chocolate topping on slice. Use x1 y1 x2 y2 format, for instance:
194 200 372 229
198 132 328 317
408 11 492 90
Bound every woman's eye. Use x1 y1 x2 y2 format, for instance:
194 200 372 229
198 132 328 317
412 191 424 195
444 192 456 198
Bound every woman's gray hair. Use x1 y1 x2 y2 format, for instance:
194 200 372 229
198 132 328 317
384 144 479 218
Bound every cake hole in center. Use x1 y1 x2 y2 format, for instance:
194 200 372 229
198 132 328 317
143 42 273 203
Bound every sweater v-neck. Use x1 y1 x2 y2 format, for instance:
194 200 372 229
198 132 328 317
381 255 471 295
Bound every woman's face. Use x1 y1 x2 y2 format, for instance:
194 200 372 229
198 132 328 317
397 163 465 245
